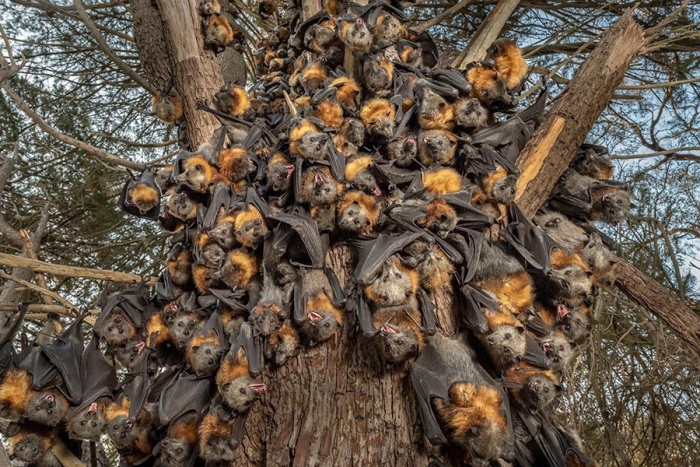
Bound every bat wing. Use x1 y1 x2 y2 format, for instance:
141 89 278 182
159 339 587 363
0 302 26 374
547 195 592 219
387 215 464 265
375 162 421 185
39 313 86 403
263 222 294 272
411 31 439 68
459 283 497 334
524 314 552 338
327 139 346 182
479 143 520 175
355 291 376 337
430 68 472 96
446 229 483 283
118 169 161 221
416 288 437 336
290 10 329 49
158 373 212 426
228 322 263 377
323 267 345 305
77 335 117 410
499 203 547 271
203 184 234 229
243 186 270 218
522 334 551 369
576 220 617 248
352 232 423 284
442 191 495 230
268 210 325 268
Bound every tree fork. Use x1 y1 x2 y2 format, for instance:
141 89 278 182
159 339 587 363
513 9 700 356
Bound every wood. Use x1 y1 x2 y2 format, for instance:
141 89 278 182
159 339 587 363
0 252 157 285
154 0 223 148
130 0 174 89
514 9 645 218
451 0 520 67
0 432 11 467
52 439 86 467
614 260 700 356
0 303 99 315
19 229 52 306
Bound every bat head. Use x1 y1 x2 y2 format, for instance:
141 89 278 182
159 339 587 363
455 98 488 128
521 373 559 413
190 341 226 376
266 162 294 192
485 324 526 369
342 18 370 51
579 232 615 272
68 402 106 440
166 190 196 221
338 201 371 234
159 437 193 467
599 190 631 224
378 325 420 364
169 312 202 349
366 258 415 307
304 169 340 206
220 376 265 413
297 131 330 161
12 433 48 463
201 242 226 268
305 310 341 343
353 168 381 196
540 333 574 372
208 219 236 250
250 304 283 337
491 174 517 204
465 420 508 467
341 118 365 146
556 308 593 344
106 415 138 450
546 264 591 301
99 309 136 345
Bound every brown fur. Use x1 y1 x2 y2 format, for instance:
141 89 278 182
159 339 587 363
0 369 36 418
182 155 217 191
420 198 457 230
151 92 183 124
418 100 454 132
223 250 259 288
505 363 559 406
433 382 507 444
105 397 130 421
421 247 454 290
476 271 534 315
218 84 250 117
551 249 589 272
484 308 523 332
423 168 462 195
301 62 328 91
306 294 345 326
234 206 268 248
300 166 344 205
166 249 193 287
344 156 373 182
289 119 321 156
198 411 233 450
467 64 506 104
187 331 219 368
418 129 457 165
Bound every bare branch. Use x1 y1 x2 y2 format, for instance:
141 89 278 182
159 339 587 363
19 228 52 306
72 0 157 95
414 0 474 33
643 0 691 38
0 252 158 285
0 83 145 171
0 303 99 316
0 271 77 311
612 146 700 160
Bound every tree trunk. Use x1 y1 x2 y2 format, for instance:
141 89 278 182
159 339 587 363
512 9 700 356
130 0 173 89
152 0 223 148
234 246 456 466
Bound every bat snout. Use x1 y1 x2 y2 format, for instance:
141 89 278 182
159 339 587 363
380 324 396 335
249 383 266 395
308 311 323 323
557 304 570 322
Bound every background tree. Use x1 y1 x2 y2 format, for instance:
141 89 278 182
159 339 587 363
0 0 699 465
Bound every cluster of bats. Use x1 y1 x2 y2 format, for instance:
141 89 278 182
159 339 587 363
0 0 634 466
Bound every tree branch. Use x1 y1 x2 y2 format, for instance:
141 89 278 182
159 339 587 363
72 0 157 95
451 0 520 67
0 271 77 311
0 83 145 171
414 0 474 33
0 252 158 285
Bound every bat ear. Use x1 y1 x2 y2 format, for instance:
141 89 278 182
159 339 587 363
192 345 200 352
469 426 480 437
515 325 525 334
555 384 564 394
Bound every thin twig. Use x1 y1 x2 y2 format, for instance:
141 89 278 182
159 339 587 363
414 0 473 33
0 271 78 311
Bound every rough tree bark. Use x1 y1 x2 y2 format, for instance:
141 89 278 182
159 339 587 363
513 9 700 357
151 0 223 148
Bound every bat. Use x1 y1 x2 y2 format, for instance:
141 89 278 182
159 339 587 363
293 268 345 344
186 312 228 376
118 168 162 220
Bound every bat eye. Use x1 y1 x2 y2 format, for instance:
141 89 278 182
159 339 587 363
239 387 246 394
505 333 511 339
324 323 330 328
544 387 550 393
81 421 86 425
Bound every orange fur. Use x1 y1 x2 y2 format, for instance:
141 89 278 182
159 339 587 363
314 101 344 128
421 198 456 230
550 250 589 272
147 313 170 345
218 148 251 183
183 155 216 189
423 168 462 195
219 84 250 117
206 15 234 47
234 207 267 247
467 64 500 103
337 191 380 235
301 62 328 90
419 102 454 132
476 271 533 315
481 166 508 198
268 152 289 166
345 156 374 182
421 247 454 290
168 415 199 446
434 382 507 443
105 397 130 421
192 264 213 294
490 39 528 90
364 258 419 303
505 363 559 407
128 183 158 206
360 99 395 127
484 308 523 332
151 93 183 124
0 369 36 416
198 411 233 447
330 76 362 109
306 294 345 326
289 119 320 156
215 349 250 386
224 250 259 288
